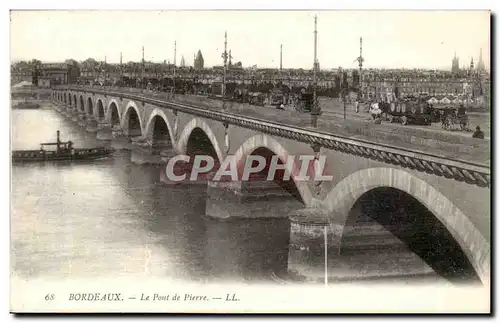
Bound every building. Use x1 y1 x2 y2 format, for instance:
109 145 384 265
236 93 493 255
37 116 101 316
194 50 204 70
11 68 33 85
37 63 80 86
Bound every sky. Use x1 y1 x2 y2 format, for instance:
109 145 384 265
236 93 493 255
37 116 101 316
9 10 491 70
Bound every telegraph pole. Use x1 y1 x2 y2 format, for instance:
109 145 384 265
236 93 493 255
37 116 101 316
311 15 321 128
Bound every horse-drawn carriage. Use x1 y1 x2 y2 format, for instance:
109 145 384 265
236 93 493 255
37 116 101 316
248 92 265 106
436 105 470 131
372 98 433 126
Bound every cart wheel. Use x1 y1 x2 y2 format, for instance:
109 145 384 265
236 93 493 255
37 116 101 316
401 116 408 125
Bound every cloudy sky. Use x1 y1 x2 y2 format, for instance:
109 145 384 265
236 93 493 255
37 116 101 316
10 10 490 70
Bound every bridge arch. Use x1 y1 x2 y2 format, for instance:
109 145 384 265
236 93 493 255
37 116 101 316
96 98 105 121
73 94 77 110
144 108 175 146
122 101 143 137
68 94 72 108
64 93 67 104
177 118 224 164
233 134 313 206
322 167 489 284
106 99 121 126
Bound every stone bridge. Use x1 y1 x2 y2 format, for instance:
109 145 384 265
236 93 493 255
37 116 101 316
52 86 491 284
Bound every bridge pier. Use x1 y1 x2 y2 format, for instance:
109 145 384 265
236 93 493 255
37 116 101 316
96 121 112 140
68 109 79 122
77 112 87 127
111 124 126 138
203 179 295 279
205 180 304 220
64 107 73 118
85 116 98 132
128 136 176 165
61 106 70 117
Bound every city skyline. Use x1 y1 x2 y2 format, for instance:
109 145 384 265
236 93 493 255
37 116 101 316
10 10 490 70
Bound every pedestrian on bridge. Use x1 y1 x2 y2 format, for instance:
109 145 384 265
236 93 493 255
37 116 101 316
472 126 484 139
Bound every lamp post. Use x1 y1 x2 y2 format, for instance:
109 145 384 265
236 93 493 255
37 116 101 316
310 15 322 128
173 41 176 98
120 52 123 86
221 31 228 110
103 56 107 86
343 88 347 119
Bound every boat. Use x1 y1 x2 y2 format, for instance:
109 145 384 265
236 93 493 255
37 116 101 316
12 130 115 163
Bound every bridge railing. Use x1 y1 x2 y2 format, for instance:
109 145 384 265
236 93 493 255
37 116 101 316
57 85 491 188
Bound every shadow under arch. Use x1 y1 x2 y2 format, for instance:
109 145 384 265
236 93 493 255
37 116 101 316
144 108 175 148
86 97 94 116
79 95 85 112
121 101 143 137
177 118 224 165
321 167 489 285
233 134 313 207
96 98 105 121
106 99 121 126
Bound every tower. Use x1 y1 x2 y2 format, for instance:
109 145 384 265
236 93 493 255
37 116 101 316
194 50 204 70
180 56 185 68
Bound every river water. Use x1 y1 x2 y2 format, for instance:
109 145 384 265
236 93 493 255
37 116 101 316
11 103 292 284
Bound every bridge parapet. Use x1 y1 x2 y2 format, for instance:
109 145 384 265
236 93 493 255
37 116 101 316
58 86 490 188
